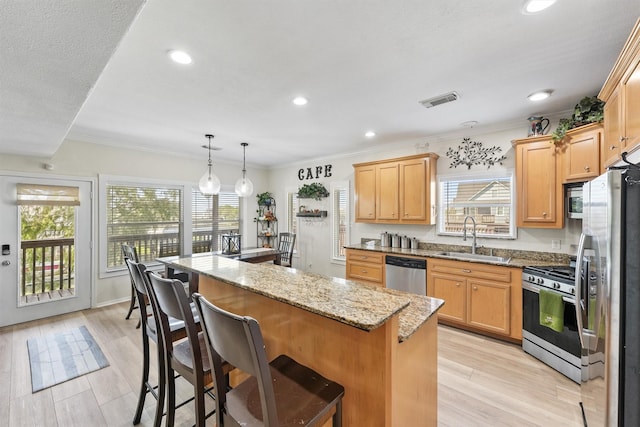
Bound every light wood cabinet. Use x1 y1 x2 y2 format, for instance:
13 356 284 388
354 165 376 221
563 123 602 183
513 135 564 229
353 153 438 225
599 18 640 168
427 258 521 341
345 249 385 286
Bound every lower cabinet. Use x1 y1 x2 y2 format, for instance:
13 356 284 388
427 258 522 341
345 249 385 287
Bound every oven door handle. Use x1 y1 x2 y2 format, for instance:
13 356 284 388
575 233 587 349
522 282 576 304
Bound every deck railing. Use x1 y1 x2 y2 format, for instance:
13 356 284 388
21 238 74 296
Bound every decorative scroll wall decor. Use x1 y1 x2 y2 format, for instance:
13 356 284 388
445 138 506 169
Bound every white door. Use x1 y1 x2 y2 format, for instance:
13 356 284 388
0 175 92 327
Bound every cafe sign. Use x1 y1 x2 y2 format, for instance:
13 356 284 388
298 164 332 181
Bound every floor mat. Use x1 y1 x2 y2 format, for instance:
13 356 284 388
27 325 109 392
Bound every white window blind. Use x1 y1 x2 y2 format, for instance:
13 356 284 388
331 182 349 260
17 184 80 206
438 174 515 239
192 190 240 253
106 184 183 268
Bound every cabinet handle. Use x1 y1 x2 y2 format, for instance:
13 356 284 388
620 136 628 142
584 165 590 172
360 256 368 260
473 286 478 291
610 145 618 150
456 283 461 287
542 212 547 217
361 269 368 273
462 269 472 273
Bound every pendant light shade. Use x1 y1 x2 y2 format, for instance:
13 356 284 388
234 142 254 197
199 134 221 196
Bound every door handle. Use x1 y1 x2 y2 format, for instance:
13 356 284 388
1 260 10 266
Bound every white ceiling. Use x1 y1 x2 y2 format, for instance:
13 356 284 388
2 1 640 168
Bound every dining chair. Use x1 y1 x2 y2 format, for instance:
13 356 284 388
193 293 345 427
122 243 140 321
145 271 229 427
277 232 296 268
125 259 187 427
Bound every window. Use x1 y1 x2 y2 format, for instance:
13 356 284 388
286 190 299 251
104 183 183 269
331 181 350 261
438 173 515 239
192 189 240 253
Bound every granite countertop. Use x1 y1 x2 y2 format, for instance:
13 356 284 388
345 243 570 268
168 255 444 342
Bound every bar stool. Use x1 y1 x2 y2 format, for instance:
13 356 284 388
125 259 187 427
145 271 232 426
277 232 296 268
122 243 140 321
193 293 345 427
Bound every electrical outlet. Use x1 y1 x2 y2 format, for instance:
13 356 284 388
551 239 561 250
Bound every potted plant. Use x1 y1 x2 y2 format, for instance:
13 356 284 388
551 96 604 143
297 183 329 200
256 191 274 206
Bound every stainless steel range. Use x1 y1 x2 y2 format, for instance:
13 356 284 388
522 263 582 383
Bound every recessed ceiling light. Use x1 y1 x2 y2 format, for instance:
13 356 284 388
522 0 556 14
365 131 376 138
292 97 308 106
461 121 478 128
168 50 192 65
527 90 553 101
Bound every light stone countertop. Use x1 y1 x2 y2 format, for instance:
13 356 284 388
168 254 444 342
344 243 569 268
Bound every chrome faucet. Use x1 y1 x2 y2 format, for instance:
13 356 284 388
462 215 477 254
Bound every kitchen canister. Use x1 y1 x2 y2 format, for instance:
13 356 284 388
380 232 391 247
401 235 411 249
392 234 401 248
411 237 419 249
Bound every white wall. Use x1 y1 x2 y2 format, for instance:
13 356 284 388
0 139 270 306
268 124 582 279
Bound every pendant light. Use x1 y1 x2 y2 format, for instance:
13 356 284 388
234 142 254 197
199 134 221 196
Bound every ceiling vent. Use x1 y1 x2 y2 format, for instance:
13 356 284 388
419 91 459 108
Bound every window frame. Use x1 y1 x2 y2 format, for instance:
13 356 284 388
437 171 516 240
100 177 243 278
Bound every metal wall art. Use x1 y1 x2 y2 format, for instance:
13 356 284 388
445 137 506 169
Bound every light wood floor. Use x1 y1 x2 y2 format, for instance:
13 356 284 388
0 303 583 426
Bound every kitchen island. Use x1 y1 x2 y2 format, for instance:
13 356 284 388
166 254 444 426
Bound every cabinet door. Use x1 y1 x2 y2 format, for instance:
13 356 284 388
467 279 510 335
516 138 563 228
399 158 427 222
376 162 399 220
431 274 466 323
602 87 622 168
623 59 640 151
564 125 601 182
354 165 376 221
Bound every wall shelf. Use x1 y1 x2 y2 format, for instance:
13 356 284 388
296 210 327 217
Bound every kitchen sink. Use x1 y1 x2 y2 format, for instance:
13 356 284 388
435 251 511 263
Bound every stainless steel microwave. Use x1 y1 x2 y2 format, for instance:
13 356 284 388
566 185 583 219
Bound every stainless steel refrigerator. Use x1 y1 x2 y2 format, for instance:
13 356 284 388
576 168 640 426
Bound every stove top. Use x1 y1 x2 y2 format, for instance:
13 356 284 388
523 265 575 282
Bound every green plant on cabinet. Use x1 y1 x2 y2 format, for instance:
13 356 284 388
297 183 329 200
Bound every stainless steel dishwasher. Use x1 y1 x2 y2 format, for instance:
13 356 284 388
385 255 426 295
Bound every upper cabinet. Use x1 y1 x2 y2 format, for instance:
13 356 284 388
563 123 602 183
512 135 564 229
353 153 438 224
599 18 640 169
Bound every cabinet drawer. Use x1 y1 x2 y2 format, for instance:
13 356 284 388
346 261 383 283
428 259 512 283
346 250 385 264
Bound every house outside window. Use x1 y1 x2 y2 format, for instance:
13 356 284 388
191 189 240 253
331 181 349 261
438 173 516 239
